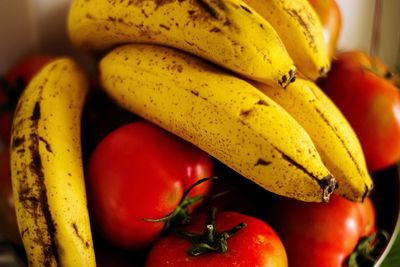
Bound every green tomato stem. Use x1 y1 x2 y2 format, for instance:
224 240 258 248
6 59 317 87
176 207 246 257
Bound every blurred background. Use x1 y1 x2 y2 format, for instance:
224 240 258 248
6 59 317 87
336 0 400 71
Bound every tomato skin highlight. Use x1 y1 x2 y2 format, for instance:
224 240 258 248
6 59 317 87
318 51 400 171
264 195 375 267
145 211 288 267
87 121 213 249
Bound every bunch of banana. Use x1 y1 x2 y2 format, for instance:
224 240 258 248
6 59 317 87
99 44 336 203
243 0 330 80
254 79 373 202
10 58 95 267
67 0 296 88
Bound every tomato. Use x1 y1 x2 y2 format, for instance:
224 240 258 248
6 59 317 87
145 209 288 267
0 54 53 143
318 51 400 171
0 147 21 245
87 121 213 249
4 54 54 84
263 194 376 267
308 0 342 58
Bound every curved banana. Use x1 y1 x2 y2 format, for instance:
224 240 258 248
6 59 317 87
243 0 330 80
99 44 336 203
255 78 373 202
10 58 95 267
67 0 296 88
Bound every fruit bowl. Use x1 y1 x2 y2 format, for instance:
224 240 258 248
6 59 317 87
371 164 400 266
1 1 400 266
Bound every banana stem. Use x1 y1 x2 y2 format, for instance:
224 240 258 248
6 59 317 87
176 207 246 256
142 176 218 230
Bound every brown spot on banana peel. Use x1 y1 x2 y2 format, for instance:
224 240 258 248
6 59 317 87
210 27 221 33
72 223 90 249
31 102 41 121
159 24 170 31
190 89 208 100
239 4 252 14
154 0 185 9
195 0 219 19
39 136 53 153
240 99 269 117
12 136 25 149
254 158 271 166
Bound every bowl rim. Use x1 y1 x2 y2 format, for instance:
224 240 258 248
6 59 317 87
374 163 400 266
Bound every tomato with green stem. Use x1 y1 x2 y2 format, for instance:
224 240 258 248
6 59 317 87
145 208 288 267
87 121 213 249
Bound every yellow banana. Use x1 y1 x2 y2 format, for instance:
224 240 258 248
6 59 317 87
10 58 95 267
99 44 336 203
255 78 373 202
67 0 296 88
243 0 330 80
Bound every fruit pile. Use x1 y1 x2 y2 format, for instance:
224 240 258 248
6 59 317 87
1 0 399 266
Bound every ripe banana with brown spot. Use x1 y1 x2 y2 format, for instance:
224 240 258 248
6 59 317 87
67 0 296 88
10 58 95 267
99 44 336 203
254 78 373 202
243 0 330 80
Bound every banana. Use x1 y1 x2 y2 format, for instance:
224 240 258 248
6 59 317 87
67 0 296 88
10 58 95 267
254 78 373 202
243 0 330 80
99 44 336 203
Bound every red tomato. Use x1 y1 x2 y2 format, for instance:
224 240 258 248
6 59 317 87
308 0 342 58
318 51 400 171
145 210 288 267
264 194 375 267
0 147 21 245
0 54 53 143
87 121 213 249
4 55 54 84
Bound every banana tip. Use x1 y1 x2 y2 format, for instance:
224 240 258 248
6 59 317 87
362 183 374 202
320 175 337 203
